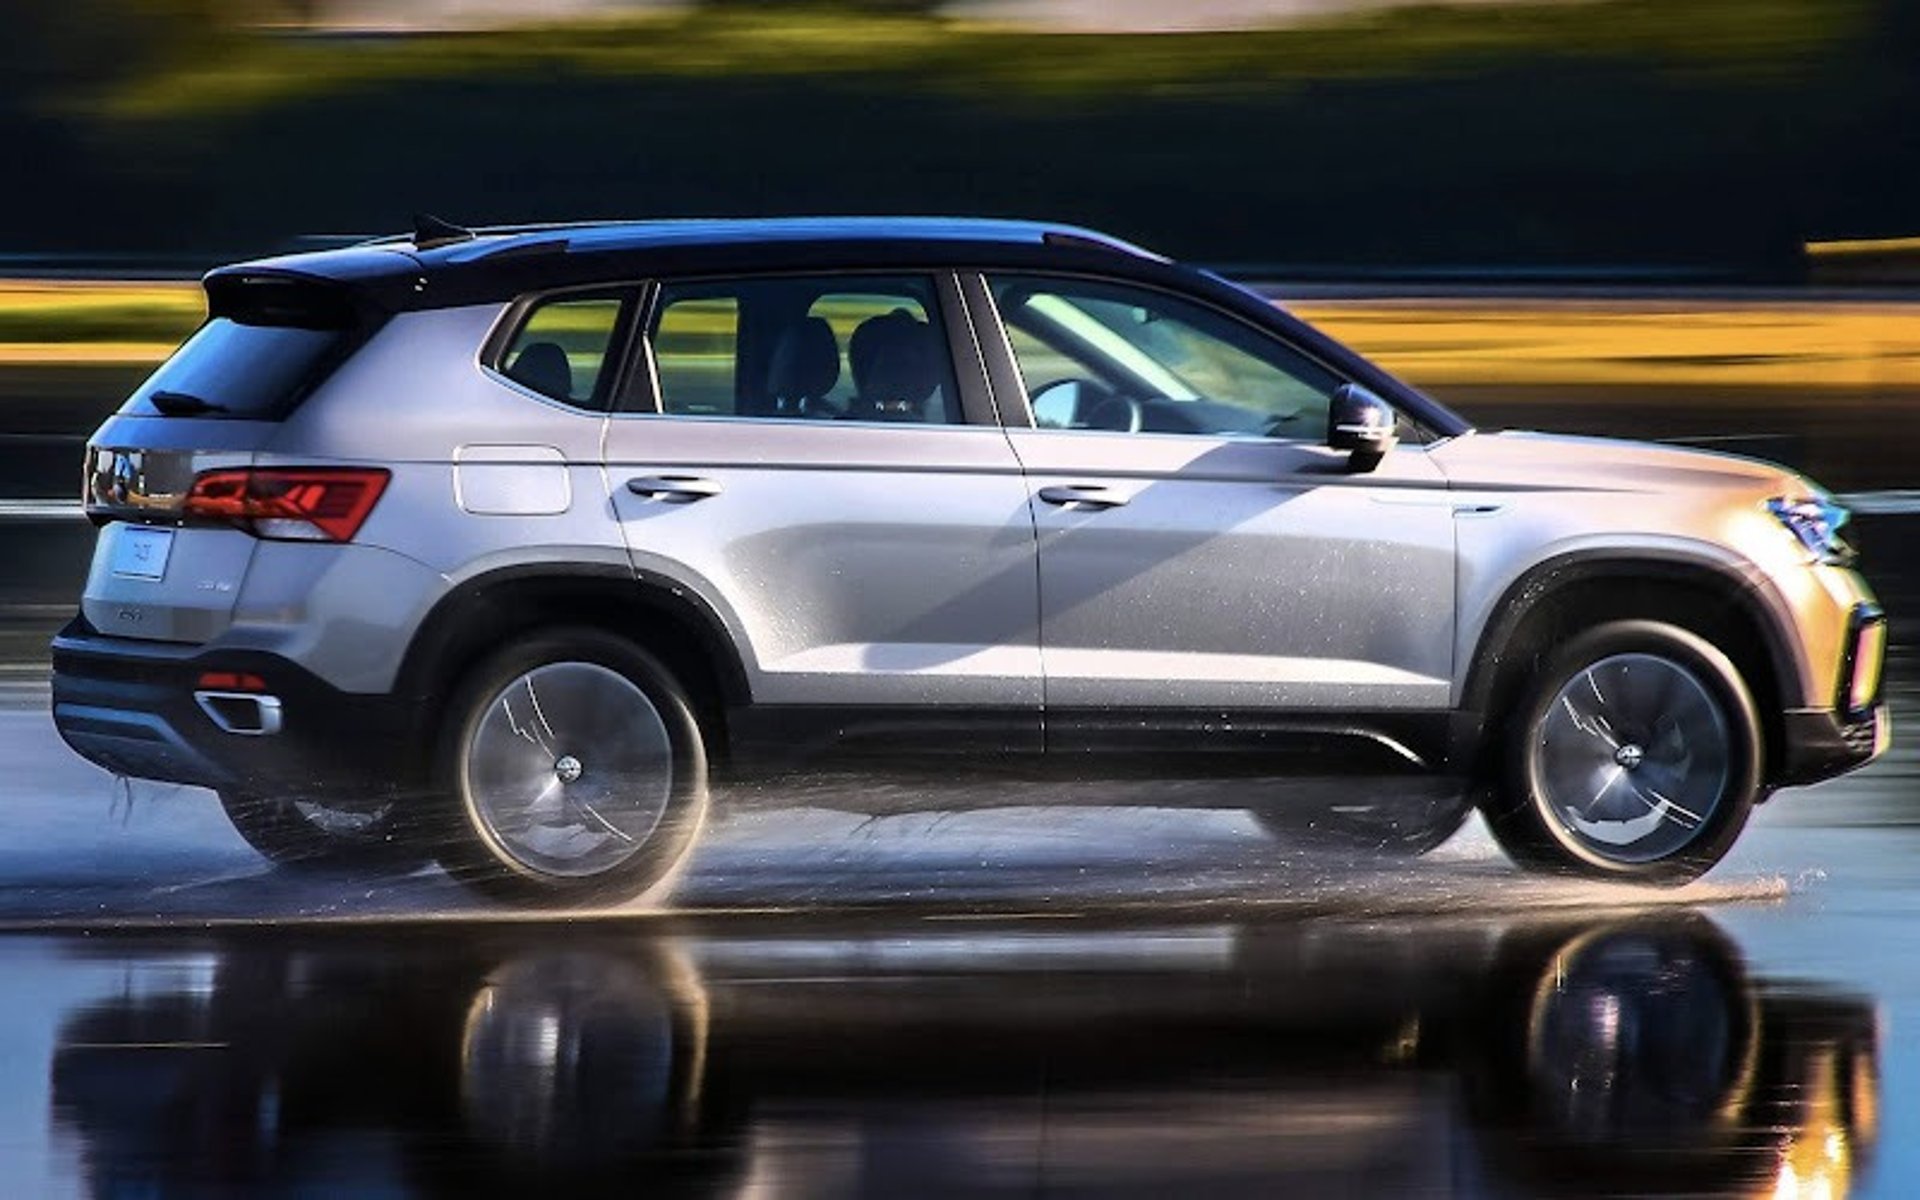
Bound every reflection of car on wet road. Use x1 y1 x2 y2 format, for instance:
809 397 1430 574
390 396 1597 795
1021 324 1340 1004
49 216 1887 900
48 914 1877 1198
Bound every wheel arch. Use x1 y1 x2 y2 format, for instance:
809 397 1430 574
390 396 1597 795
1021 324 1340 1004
1461 551 1806 783
394 563 751 753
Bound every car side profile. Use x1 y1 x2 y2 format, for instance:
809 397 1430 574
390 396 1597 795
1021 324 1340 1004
52 216 1889 901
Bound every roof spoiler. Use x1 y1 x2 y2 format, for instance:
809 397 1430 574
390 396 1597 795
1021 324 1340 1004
203 271 361 329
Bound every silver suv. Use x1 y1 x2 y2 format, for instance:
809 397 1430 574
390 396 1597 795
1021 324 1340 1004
52 218 1889 901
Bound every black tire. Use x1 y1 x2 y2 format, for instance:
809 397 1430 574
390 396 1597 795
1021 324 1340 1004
1481 620 1761 884
435 628 709 905
218 789 431 874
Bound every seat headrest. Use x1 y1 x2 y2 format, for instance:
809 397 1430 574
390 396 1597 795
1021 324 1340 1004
506 341 573 402
761 316 841 415
848 309 939 420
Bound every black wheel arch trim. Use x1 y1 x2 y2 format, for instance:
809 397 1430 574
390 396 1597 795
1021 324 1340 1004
393 561 752 717
1460 550 1808 757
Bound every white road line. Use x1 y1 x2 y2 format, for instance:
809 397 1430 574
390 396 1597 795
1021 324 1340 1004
1840 491 1920 516
0 499 84 520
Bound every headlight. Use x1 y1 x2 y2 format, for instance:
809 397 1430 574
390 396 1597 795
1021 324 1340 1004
1766 495 1854 565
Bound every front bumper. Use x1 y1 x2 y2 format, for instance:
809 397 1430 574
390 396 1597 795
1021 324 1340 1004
1771 601 1890 788
50 618 423 795
1776 704 1891 788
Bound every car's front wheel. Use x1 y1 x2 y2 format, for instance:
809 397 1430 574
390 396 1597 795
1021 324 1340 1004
435 629 709 905
1481 620 1761 884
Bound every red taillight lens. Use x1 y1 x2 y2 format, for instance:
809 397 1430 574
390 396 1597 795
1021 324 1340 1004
183 468 389 542
197 671 266 691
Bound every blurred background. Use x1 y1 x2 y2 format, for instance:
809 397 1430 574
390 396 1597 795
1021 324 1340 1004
4 0 1919 659
9 0 1920 272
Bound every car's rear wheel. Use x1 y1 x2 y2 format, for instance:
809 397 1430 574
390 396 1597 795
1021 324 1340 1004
1481 620 1761 884
218 789 429 874
436 629 708 905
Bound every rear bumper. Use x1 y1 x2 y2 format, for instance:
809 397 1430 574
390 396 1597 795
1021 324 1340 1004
50 618 423 795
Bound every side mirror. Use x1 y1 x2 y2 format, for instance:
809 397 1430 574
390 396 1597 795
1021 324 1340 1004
1327 383 1398 471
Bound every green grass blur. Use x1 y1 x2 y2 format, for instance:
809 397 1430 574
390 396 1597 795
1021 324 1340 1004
3 1 1916 273
92 2 1871 118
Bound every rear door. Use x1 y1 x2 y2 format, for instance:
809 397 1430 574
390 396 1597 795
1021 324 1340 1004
603 271 1041 748
968 272 1456 743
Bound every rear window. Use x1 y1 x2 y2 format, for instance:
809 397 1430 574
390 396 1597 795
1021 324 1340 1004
124 319 349 421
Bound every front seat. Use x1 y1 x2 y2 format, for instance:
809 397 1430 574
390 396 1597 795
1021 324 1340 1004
751 316 841 418
845 309 940 422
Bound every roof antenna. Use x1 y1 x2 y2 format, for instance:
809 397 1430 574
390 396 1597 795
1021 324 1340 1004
412 213 475 250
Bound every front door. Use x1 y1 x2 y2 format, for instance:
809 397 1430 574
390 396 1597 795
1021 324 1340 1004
975 273 1455 744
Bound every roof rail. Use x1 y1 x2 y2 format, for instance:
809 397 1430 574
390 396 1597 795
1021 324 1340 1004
1043 228 1164 261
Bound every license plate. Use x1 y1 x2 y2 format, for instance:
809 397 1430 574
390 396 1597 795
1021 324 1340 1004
111 526 174 581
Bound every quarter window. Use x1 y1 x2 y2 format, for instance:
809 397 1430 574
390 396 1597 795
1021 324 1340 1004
988 276 1343 440
648 276 963 424
499 292 629 410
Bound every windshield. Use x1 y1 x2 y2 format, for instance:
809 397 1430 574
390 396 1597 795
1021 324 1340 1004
123 319 348 420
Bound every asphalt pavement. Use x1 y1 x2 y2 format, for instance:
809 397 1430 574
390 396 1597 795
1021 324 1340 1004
0 645 1913 1195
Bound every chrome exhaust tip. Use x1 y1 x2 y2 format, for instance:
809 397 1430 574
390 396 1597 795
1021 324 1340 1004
194 691 284 736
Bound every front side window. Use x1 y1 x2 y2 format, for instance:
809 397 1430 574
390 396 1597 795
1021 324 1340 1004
498 292 629 410
648 275 963 425
988 275 1343 441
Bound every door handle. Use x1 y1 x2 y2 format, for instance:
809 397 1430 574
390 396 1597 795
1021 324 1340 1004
626 475 723 502
1037 484 1129 510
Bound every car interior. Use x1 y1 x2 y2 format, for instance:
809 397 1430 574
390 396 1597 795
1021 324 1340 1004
651 278 963 424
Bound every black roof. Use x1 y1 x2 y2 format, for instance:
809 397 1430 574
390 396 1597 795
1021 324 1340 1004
205 216 1167 311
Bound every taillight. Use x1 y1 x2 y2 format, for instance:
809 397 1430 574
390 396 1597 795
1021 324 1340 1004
182 467 389 542
197 671 266 691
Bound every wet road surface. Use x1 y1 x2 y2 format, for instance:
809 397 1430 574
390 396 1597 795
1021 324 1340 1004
0 675 1828 927
19 911 1884 1198
0 652 1912 1195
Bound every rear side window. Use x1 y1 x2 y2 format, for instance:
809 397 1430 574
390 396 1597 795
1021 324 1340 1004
646 275 963 424
497 292 629 411
125 320 349 420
